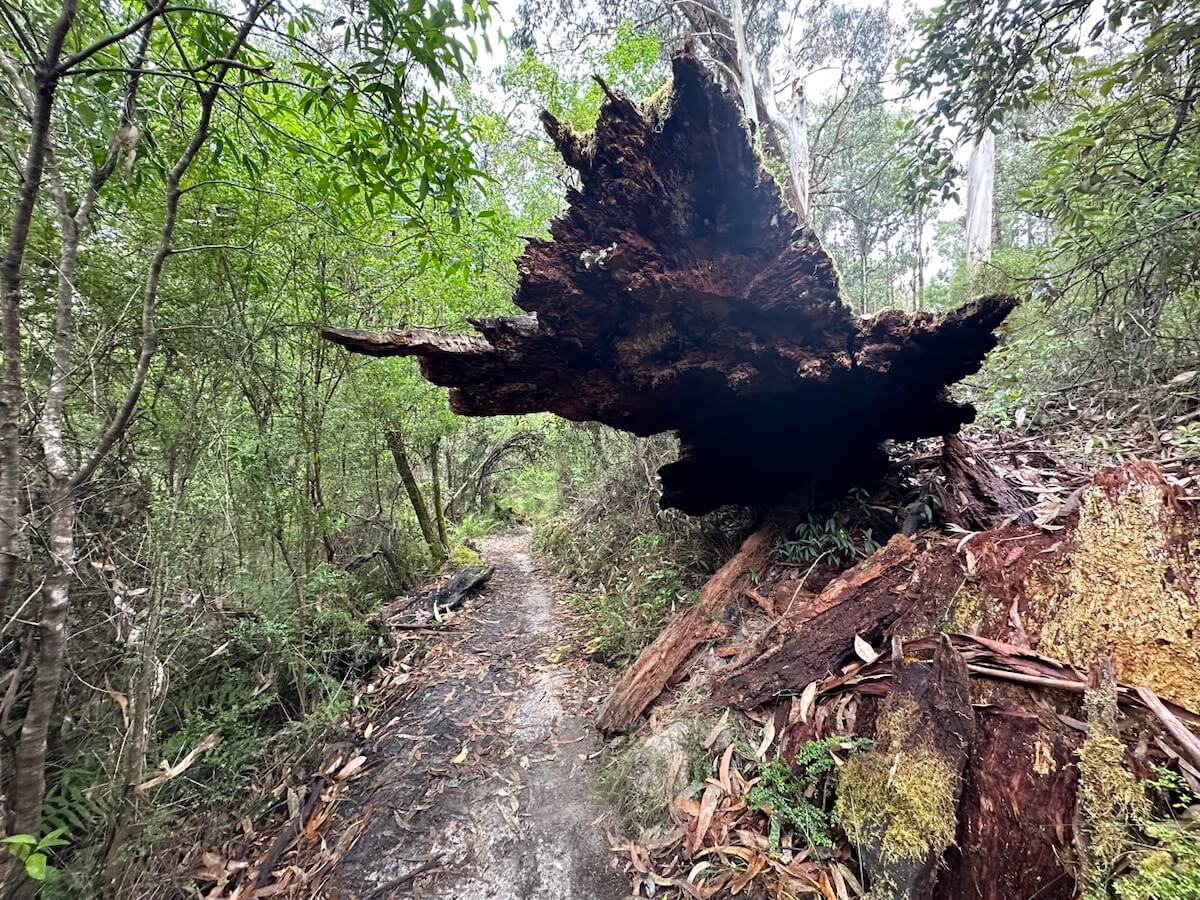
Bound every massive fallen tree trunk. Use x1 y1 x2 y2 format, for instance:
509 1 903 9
711 460 1200 899
715 460 1200 713
322 48 1017 515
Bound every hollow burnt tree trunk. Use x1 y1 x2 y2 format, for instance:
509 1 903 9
322 48 1018 517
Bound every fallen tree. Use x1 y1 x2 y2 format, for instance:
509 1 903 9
320 44 1200 900
614 458 1200 898
711 460 1200 715
322 47 1016 515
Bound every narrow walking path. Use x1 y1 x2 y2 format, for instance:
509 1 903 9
322 531 625 899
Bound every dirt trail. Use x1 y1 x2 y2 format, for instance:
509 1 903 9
323 531 626 899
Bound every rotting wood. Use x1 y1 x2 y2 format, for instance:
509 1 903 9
835 636 974 900
712 535 962 709
595 522 776 734
933 706 1078 900
718 460 1200 714
937 433 1033 530
322 48 1018 515
375 565 492 633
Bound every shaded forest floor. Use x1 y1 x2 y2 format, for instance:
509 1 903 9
248 531 628 899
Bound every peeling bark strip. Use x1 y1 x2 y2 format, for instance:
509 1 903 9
595 522 775 734
322 49 1018 515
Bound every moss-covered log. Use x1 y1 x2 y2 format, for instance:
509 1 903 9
835 637 974 900
322 49 1017 515
713 460 1200 899
713 460 1200 714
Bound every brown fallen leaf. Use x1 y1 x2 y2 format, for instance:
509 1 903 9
718 744 734 793
688 784 722 857
334 755 368 781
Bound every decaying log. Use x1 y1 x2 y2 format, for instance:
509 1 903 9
933 706 1079 900
712 535 962 709
375 565 493 632
788 630 1200 899
711 460 1200 898
717 459 1200 716
595 522 775 734
937 433 1033 530
835 637 973 900
322 48 1018 515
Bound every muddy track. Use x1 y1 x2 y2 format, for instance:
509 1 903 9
322 531 626 899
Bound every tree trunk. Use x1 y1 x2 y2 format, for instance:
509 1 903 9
387 431 445 567
916 205 926 310
966 131 994 267
730 0 757 127
786 81 810 220
0 0 78 620
429 438 449 551
11 494 73 834
98 560 163 890
323 50 1017 517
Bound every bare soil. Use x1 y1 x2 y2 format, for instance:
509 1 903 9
321 531 627 899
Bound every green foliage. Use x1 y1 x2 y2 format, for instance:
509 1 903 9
156 565 378 806
1145 764 1198 812
41 758 107 846
0 828 69 882
1114 821 1200 900
902 0 1200 407
452 512 500 542
747 737 872 855
503 19 664 132
535 434 736 665
774 489 881 569
567 553 696 666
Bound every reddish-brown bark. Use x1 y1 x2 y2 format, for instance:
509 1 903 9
595 522 776 734
711 535 964 709
847 638 975 900
934 706 1080 900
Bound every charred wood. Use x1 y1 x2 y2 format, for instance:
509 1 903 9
323 49 1017 514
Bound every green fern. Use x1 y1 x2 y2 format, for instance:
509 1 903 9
42 757 108 839
747 759 833 852
747 737 873 855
